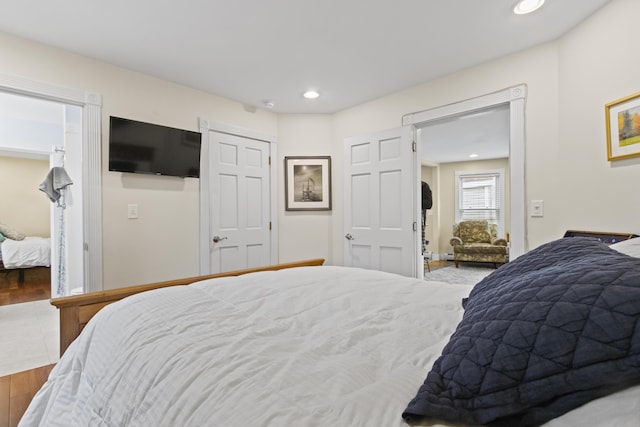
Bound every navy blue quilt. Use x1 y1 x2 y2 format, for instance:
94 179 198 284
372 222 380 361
403 237 640 426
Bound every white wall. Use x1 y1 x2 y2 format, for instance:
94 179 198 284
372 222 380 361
1 0 638 288
0 156 50 236
277 114 334 263
330 42 558 263
551 0 640 236
328 0 639 264
0 31 278 289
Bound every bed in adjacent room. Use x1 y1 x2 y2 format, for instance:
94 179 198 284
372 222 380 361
20 237 640 426
0 236 51 270
0 235 51 283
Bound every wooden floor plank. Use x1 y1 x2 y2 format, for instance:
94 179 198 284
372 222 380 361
0 375 10 427
0 267 50 306
9 370 32 427
0 364 53 427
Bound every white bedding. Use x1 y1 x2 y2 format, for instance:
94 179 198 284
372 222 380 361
610 237 640 258
0 236 51 269
20 266 640 426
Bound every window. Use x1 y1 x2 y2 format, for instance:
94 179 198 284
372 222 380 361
455 169 505 236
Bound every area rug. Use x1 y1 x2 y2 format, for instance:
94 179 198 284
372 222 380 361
0 299 59 376
424 263 495 286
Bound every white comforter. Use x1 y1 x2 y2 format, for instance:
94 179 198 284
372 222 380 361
0 236 51 268
20 266 640 426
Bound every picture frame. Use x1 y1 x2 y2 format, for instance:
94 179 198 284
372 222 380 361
284 156 332 211
605 91 640 161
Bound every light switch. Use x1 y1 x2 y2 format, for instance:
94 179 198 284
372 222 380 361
531 200 544 217
127 204 139 219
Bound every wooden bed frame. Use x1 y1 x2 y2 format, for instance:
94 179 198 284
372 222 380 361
51 258 325 356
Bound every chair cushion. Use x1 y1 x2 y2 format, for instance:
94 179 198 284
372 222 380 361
458 221 491 244
455 243 508 255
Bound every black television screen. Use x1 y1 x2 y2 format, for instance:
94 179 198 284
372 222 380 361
108 116 201 178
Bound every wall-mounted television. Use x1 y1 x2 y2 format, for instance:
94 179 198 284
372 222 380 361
108 116 202 178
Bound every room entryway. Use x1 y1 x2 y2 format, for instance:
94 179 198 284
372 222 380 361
0 72 104 296
408 84 528 276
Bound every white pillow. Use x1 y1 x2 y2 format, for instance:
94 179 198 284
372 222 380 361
610 237 640 258
0 222 25 241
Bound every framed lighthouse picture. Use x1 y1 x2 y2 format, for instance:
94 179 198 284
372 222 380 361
284 156 332 211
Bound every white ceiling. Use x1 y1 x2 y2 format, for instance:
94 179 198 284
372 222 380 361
420 105 510 164
0 91 63 123
0 0 611 115
0 91 64 159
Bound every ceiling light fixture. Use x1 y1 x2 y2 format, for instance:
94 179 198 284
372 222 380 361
513 0 545 15
303 90 320 99
469 153 479 158
263 100 275 109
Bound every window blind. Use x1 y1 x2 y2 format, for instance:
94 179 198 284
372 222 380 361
458 173 501 224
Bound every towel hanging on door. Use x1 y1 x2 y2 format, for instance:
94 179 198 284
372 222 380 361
39 165 73 296
39 166 73 205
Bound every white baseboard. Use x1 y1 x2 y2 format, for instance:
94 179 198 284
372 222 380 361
426 253 454 261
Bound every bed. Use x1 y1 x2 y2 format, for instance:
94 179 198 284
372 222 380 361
20 237 640 426
0 236 51 283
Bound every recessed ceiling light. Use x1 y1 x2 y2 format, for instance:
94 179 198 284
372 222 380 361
513 0 545 15
303 90 320 99
263 100 275 109
469 153 479 158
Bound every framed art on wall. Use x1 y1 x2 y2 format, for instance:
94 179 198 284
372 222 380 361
605 91 640 161
284 156 331 211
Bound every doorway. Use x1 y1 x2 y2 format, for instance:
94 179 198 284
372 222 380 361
0 72 103 295
420 104 510 261
0 91 67 299
405 85 527 272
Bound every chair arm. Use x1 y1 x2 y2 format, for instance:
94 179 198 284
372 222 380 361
492 238 508 246
450 237 463 246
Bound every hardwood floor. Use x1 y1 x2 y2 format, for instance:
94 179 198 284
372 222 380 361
427 260 449 269
0 364 54 427
0 268 50 306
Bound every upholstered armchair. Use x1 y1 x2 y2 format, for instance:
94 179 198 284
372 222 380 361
450 220 508 268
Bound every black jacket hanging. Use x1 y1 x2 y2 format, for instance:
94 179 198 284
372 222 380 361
421 181 433 210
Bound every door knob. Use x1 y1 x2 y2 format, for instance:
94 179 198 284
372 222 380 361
212 235 228 243
345 234 354 240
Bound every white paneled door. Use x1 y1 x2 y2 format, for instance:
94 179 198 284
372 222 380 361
343 127 418 277
208 131 271 273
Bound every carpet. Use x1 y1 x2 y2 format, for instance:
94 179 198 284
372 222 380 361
0 299 59 376
424 263 495 286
